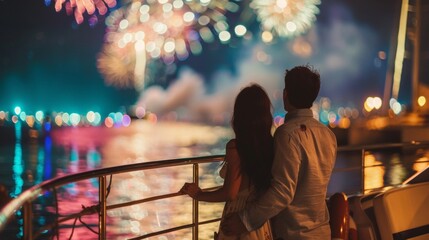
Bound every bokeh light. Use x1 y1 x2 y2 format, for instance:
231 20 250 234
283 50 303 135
93 112 102 126
261 31 274 43
35 111 44 123
70 113 81 126
62 113 70 125
364 96 382 112
14 106 21 115
105 116 114 128
234 25 247 36
86 111 96 123
135 106 146 119
19 112 26 122
12 115 19 124
26 116 34 128
337 117 351 129
55 115 63 126
122 114 131 127
389 98 403 115
0 111 6 120
418 96 426 107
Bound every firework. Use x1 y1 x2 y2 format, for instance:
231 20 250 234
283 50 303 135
52 0 117 24
97 44 136 88
250 0 321 38
97 0 240 90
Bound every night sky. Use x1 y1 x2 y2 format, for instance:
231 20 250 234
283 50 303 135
0 0 138 116
0 0 407 119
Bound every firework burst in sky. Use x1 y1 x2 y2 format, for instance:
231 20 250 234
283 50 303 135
97 0 241 90
49 0 117 24
250 0 321 39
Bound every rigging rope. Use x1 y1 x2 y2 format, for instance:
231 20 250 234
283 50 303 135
66 174 113 240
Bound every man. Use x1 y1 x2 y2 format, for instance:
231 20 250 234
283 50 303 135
222 65 337 239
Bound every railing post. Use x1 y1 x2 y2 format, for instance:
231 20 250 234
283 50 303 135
99 176 107 240
361 148 366 194
192 163 199 240
23 201 33 240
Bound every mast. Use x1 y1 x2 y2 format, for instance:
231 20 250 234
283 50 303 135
383 0 422 114
411 0 421 113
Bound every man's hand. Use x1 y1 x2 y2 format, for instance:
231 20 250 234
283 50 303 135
221 212 247 236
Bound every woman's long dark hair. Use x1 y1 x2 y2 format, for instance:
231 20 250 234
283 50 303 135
232 84 274 195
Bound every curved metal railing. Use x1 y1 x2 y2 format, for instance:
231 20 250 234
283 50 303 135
0 155 225 240
334 140 429 193
1 141 429 239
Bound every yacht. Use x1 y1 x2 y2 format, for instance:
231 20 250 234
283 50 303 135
1 141 428 240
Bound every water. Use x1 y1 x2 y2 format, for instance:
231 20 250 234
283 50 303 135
1 120 429 239
1 121 232 239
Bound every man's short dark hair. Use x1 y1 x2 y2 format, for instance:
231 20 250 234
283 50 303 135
284 65 320 109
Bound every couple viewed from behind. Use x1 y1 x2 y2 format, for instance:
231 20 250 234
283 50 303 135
180 65 337 240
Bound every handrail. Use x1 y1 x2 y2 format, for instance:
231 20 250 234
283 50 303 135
336 140 427 151
1 141 429 239
337 141 429 194
0 155 225 239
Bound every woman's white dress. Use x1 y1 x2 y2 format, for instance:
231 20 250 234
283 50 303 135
216 165 273 240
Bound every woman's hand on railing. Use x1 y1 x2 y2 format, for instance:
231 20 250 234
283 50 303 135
180 182 201 199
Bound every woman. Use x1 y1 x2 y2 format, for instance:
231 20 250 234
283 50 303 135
180 84 274 240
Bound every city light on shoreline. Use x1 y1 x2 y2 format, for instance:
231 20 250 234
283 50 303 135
0 94 365 131
0 108 143 129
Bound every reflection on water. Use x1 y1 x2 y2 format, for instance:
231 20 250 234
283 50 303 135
1 120 232 239
12 122 23 198
364 154 385 193
414 158 429 172
1 120 429 239
44 121 232 239
387 154 407 186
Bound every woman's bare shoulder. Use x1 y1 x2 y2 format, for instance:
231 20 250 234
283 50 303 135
225 139 239 165
226 139 236 149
